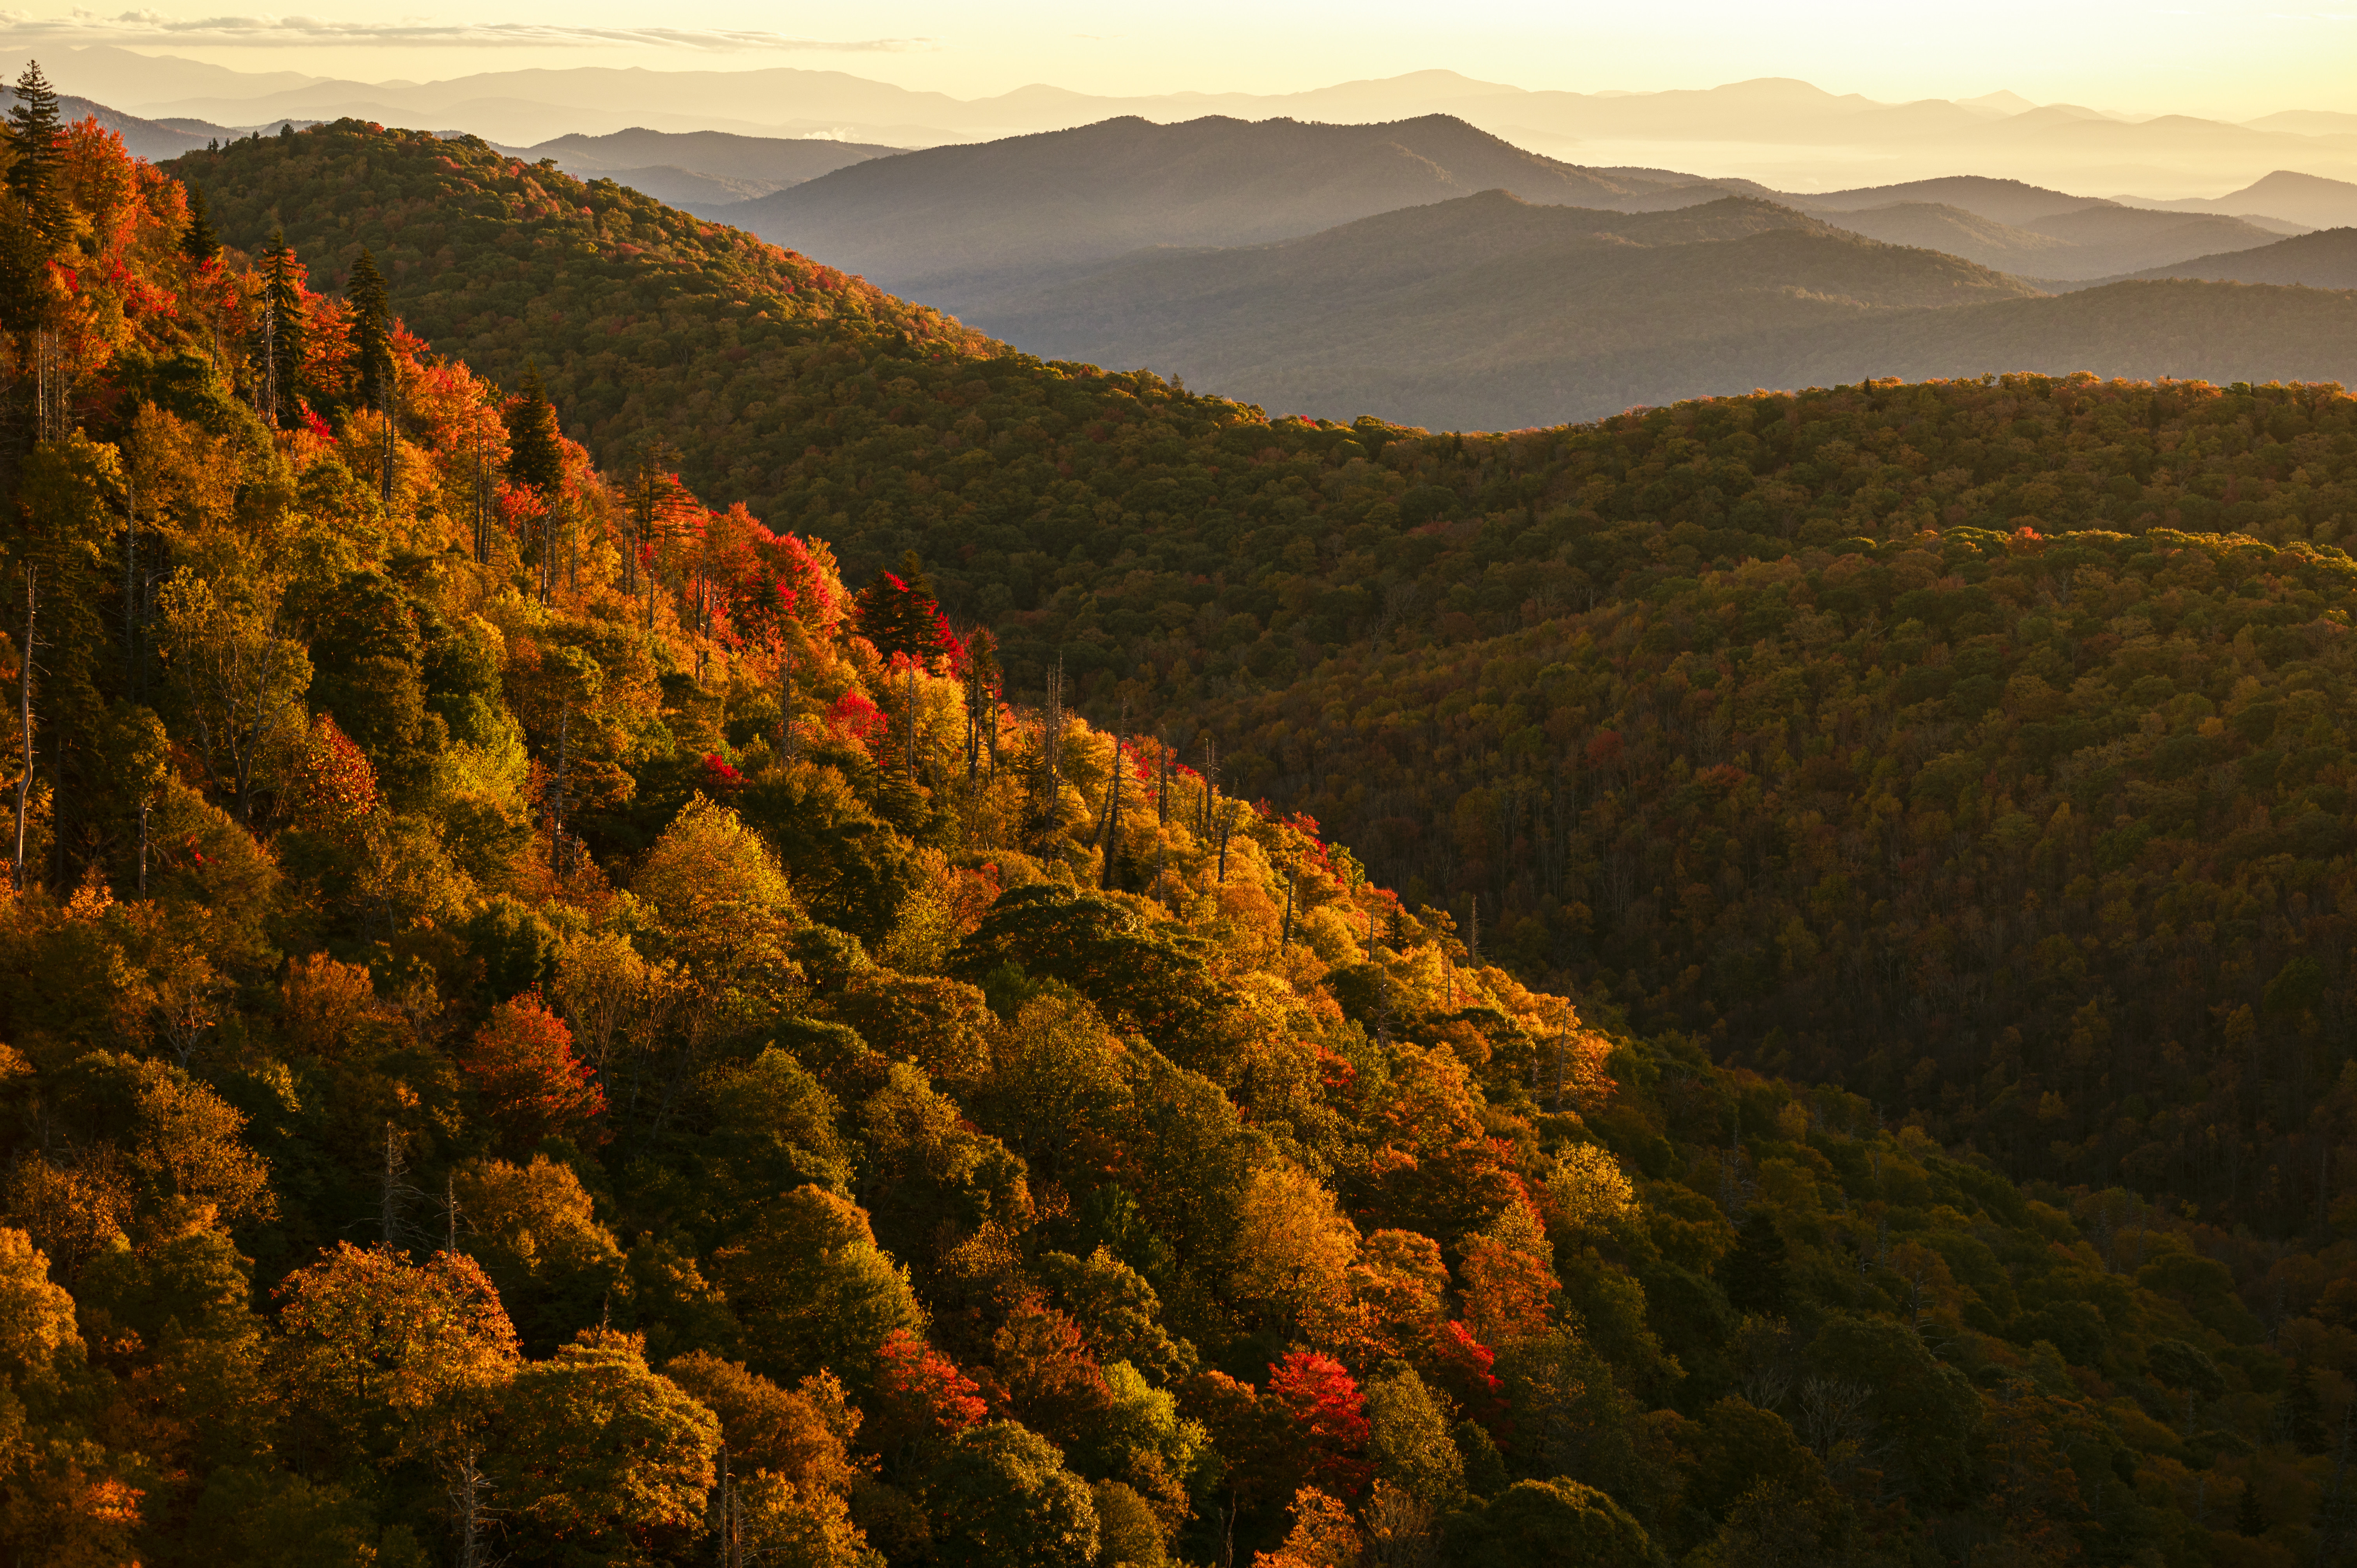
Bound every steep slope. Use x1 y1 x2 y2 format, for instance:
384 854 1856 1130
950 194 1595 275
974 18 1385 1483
173 118 991 516
723 114 1703 306
973 191 2046 429
2118 226 2357 288
31 118 2345 1568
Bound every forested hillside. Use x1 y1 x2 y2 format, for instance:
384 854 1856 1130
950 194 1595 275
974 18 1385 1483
22 91 2357 1568
23 94 2357 1568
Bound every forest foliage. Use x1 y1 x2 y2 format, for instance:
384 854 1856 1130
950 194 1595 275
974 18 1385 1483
5 101 2357 1568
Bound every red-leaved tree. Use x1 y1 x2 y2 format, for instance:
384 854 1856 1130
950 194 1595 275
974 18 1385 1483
1265 1350 1372 1499
868 1327 986 1472
460 989 605 1149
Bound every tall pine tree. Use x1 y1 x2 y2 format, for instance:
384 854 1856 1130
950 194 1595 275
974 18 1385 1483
345 249 392 411
4 61 65 238
855 550 952 663
255 231 306 427
504 366 563 496
179 182 217 265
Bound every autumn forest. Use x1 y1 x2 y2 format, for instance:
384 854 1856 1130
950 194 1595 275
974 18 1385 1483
7 60 2357 1568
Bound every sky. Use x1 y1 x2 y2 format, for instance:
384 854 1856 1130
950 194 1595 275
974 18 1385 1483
0 1 2348 118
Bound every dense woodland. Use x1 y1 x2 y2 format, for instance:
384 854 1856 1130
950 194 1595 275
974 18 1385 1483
4 87 2357 1568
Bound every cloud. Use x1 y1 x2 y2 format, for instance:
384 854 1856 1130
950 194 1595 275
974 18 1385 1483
0 10 928 50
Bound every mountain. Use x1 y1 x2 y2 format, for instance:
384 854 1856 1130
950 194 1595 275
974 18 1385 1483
958 185 2357 429
44 43 2357 192
721 114 1707 307
2 84 212 160
1783 174 2105 224
2120 168 2357 230
23 114 2357 1565
1799 198 2284 278
521 127 900 195
2115 226 2357 287
969 191 2042 428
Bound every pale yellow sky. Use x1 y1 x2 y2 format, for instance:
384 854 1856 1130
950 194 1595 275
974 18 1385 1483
0 1 2346 120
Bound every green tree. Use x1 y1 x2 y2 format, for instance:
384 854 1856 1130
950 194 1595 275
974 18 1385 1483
1443 1477 1664 1567
505 363 564 496
922 1421 1101 1568
488 1327 719 1567
344 249 393 411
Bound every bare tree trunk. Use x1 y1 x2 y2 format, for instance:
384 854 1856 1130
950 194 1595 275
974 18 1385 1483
13 568 34 893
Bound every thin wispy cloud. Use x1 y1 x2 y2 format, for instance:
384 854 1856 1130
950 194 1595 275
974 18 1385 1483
0 10 927 50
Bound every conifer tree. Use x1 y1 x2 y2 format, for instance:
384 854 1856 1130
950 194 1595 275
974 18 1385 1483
4 61 65 238
854 551 950 663
255 231 305 427
180 182 217 265
504 365 564 496
345 249 392 411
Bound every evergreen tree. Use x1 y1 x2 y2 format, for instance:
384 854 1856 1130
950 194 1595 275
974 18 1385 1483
254 231 306 427
4 60 65 237
504 365 564 496
345 248 392 411
180 182 217 265
1719 1208 1788 1317
855 551 950 662
2236 1479 2265 1537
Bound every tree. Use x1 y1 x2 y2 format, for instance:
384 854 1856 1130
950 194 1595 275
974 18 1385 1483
1441 1478 1663 1568
1719 1208 1787 1318
991 1298 1114 1450
921 1422 1100 1568
853 551 954 664
272 1243 520 1472
345 249 393 411
154 566 313 824
706 1186 923 1390
255 231 306 426
867 1327 986 1471
459 990 606 1151
451 1156 624 1356
4 61 64 238
1264 1351 1371 1499
1229 1162 1359 1343
488 1328 719 1566
181 181 218 264
1363 1365 1463 1511
504 364 564 496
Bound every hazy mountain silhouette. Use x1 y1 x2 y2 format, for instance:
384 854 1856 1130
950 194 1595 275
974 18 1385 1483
2119 170 2357 231
1804 200 2286 279
719 115 1707 306
967 191 2357 429
2113 227 2357 288
521 127 898 196
970 192 2046 428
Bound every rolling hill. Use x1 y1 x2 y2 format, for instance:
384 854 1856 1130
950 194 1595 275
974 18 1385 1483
2117 225 2357 288
2120 167 2357 229
1776 178 2291 278
956 187 2357 429
520 126 901 210
719 114 1707 309
968 191 2044 428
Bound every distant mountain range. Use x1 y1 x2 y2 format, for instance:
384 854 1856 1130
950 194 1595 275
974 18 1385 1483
714 116 2304 318
36 61 2357 433
964 188 2357 429
716 116 1719 308
23 44 2357 196
509 128 900 213
2115 228 2357 289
